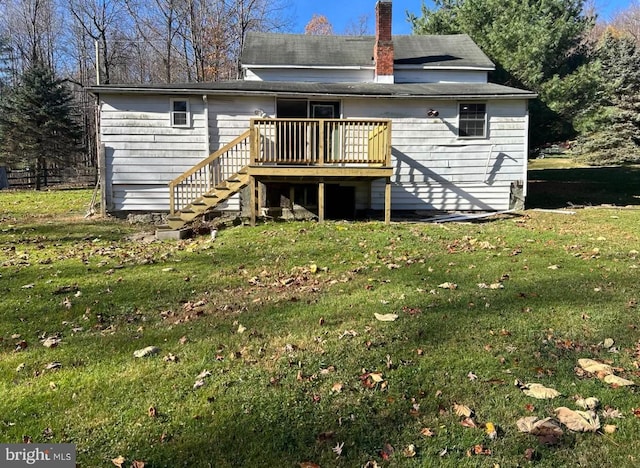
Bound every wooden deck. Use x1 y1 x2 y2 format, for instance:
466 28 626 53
168 118 393 227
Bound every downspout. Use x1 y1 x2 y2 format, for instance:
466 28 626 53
523 105 530 198
95 95 107 216
203 95 210 156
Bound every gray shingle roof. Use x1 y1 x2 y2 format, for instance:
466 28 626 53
241 32 495 70
88 80 536 99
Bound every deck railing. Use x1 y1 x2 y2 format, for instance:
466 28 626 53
168 119 392 214
169 130 251 213
251 118 391 166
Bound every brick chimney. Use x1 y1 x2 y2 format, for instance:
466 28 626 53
374 0 394 83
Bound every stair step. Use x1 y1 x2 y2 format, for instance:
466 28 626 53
167 217 187 230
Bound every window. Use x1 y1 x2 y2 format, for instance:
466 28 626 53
171 99 190 127
458 103 486 138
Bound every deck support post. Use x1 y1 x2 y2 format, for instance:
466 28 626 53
318 180 325 223
384 177 391 225
250 176 257 226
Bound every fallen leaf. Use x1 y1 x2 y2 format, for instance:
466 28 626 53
438 282 458 290
42 337 61 348
453 403 473 418
298 463 320 468
555 407 600 432
524 447 536 461
467 371 478 381
420 427 435 437
547 264 560 270
131 461 145 468
163 353 178 362
193 379 205 390
604 424 617 434
196 369 212 379
470 444 491 456
237 324 246 334
133 346 159 358
577 358 613 375
603 374 635 386
575 397 600 410
519 382 561 399
516 416 563 445
370 373 384 383
16 363 25 372
603 338 615 349
516 416 538 433
148 406 157 418
403 444 416 458
374 313 398 322
485 422 497 439
112 456 125 467
331 382 343 393
332 441 344 456
460 417 478 428
45 362 62 370
602 406 624 419
380 443 394 460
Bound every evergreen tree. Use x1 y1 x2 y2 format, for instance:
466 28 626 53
0 62 81 189
576 30 640 164
409 0 595 146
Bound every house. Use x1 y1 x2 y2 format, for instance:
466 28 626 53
88 0 536 231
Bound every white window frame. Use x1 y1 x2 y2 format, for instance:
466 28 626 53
457 102 487 139
170 98 190 128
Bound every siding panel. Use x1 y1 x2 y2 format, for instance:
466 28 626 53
103 95 209 211
344 97 527 211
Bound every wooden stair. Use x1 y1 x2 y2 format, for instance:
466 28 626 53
157 129 253 236
162 167 250 230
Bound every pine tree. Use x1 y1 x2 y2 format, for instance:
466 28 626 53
576 30 640 164
0 62 81 189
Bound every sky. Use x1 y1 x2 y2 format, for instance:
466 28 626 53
290 0 633 35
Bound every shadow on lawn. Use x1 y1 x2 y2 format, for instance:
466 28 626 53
527 165 640 209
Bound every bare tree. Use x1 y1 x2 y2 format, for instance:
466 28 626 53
344 14 370 36
611 1 640 43
228 0 293 78
125 0 187 83
68 0 131 85
0 0 62 72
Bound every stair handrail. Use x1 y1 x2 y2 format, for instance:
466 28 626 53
169 129 251 213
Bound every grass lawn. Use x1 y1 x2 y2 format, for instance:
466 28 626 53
1 185 640 467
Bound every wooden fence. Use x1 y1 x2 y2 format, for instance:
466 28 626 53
1 166 96 189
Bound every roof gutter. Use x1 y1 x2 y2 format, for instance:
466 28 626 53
86 85 537 100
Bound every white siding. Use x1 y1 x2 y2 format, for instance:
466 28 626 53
343 97 528 211
245 67 487 84
395 69 488 84
208 95 274 150
244 68 374 83
101 94 209 211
